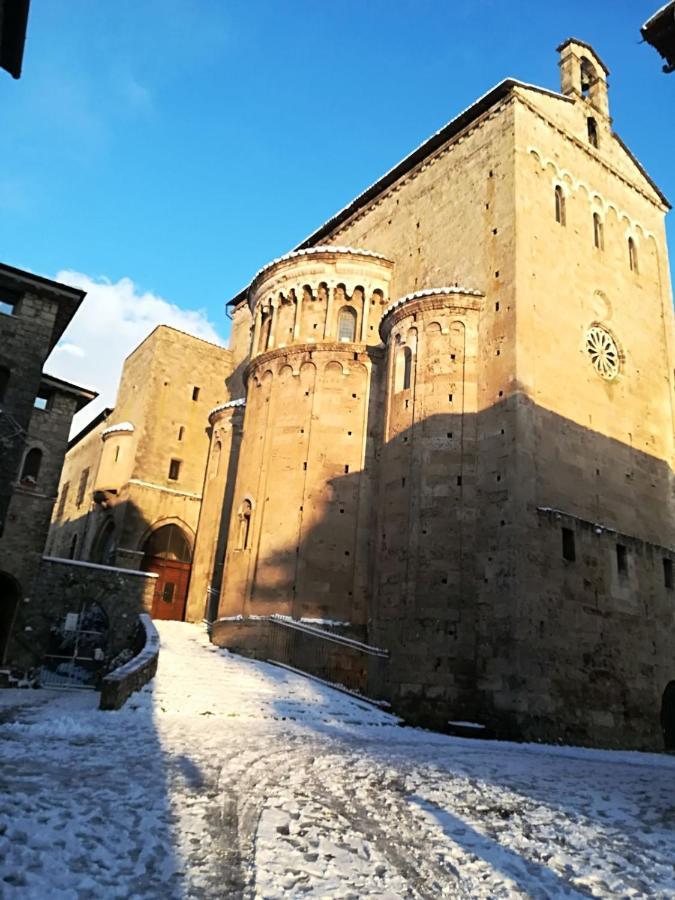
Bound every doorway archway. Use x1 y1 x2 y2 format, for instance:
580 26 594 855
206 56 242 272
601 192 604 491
661 682 675 751
141 523 192 621
0 571 21 664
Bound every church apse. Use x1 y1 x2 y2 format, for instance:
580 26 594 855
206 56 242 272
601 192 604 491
217 247 393 627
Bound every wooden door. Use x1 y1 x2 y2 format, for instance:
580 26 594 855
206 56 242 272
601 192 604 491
145 558 191 621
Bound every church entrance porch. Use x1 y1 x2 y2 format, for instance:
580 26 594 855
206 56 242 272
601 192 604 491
141 524 192 621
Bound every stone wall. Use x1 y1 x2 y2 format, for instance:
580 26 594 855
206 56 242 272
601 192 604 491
7 557 157 670
99 613 160 711
210 616 389 699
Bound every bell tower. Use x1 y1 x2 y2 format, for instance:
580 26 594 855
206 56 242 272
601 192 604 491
558 38 610 119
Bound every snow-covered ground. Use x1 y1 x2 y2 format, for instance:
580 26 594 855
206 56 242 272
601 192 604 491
1 622 674 899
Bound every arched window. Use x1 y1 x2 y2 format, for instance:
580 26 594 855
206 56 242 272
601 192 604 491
142 524 192 563
20 448 42 486
210 440 222 480
587 117 598 148
554 186 566 226
259 312 272 352
337 306 357 342
0 366 9 403
628 237 639 273
402 346 413 390
238 500 252 550
92 519 116 565
593 213 604 250
395 345 413 392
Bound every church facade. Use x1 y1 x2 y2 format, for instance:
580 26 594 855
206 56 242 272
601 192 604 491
51 39 675 749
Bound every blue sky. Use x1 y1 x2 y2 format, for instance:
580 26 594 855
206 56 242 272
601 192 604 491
1 1 672 426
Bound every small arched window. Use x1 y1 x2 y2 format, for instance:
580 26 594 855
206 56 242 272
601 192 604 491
238 500 252 550
402 346 413 390
210 440 222 480
259 312 272 352
337 306 357 342
593 213 604 250
20 448 42 486
628 237 639 273
554 186 566 226
0 366 9 403
587 117 598 148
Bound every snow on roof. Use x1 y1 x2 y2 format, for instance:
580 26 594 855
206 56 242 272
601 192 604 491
209 398 246 419
249 246 391 290
101 421 134 438
381 286 484 319
643 1 675 31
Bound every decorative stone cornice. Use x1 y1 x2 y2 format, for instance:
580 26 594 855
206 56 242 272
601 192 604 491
243 342 384 385
379 287 484 340
250 246 390 291
101 421 134 440
208 398 246 423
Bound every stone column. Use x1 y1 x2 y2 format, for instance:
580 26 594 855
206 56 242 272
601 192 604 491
360 284 371 342
323 281 336 340
293 285 303 341
251 306 262 355
268 299 279 349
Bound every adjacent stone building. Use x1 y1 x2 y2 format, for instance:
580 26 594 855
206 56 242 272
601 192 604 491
47 325 232 622
0 262 96 667
51 39 675 748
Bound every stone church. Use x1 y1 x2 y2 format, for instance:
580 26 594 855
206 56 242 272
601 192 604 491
48 39 675 749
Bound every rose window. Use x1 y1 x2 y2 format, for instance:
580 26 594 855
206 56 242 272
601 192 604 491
585 326 619 380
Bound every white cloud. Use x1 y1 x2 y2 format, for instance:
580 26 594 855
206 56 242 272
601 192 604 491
45 271 225 437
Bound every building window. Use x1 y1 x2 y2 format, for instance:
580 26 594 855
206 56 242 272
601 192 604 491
0 366 10 403
338 306 357 342
554 186 566 226
34 390 52 411
68 534 78 560
664 558 673 589
616 543 628 576
114 445 120 463
76 467 90 508
56 481 70 519
587 117 598 148
210 440 222 480
238 499 252 549
0 288 19 316
562 527 575 561
402 346 412 390
593 213 604 250
20 448 43 486
192 386 200 401
260 313 272 352
178 426 185 441
0 366 9 402
585 326 619 381
628 237 639 273
168 458 181 481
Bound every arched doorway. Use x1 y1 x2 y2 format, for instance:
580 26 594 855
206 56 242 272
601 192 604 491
91 519 116 565
0 572 21 664
661 682 675 751
141 524 192 621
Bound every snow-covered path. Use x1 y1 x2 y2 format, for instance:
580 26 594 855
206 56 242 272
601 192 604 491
1 622 674 899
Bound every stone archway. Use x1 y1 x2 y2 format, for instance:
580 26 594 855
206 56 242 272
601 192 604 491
0 571 21 665
141 524 192 621
661 682 675 751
